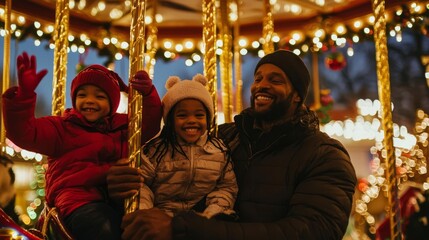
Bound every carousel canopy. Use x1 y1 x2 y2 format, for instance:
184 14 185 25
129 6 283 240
0 0 410 41
2 0 423 65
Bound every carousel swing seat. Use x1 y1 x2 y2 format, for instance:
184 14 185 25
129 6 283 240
34 204 74 240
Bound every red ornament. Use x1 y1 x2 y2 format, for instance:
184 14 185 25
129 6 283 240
320 89 334 106
325 51 347 71
357 178 369 192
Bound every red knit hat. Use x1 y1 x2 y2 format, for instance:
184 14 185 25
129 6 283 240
71 65 126 115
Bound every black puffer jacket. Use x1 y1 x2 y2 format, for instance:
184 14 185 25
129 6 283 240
172 108 357 240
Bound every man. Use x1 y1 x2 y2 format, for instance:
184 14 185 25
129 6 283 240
107 50 357 240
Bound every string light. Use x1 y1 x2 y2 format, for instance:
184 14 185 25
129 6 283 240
2 139 46 226
0 3 427 65
322 100 429 234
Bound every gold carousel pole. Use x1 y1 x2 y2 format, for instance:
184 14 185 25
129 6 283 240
1 0 11 148
144 0 157 76
125 0 147 213
312 52 321 110
219 0 233 123
262 0 274 54
51 0 70 116
233 0 243 114
202 0 218 135
371 0 401 239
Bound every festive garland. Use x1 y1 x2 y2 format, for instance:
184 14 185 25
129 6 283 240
1 3 428 66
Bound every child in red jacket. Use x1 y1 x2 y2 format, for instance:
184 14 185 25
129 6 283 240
2 52 162 240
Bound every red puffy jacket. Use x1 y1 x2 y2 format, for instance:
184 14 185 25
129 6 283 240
2 86 161 217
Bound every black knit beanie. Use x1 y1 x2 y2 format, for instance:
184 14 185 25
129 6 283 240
254 50 311 103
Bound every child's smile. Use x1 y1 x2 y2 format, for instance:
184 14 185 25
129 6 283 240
75 84 111 122
173 99 208 144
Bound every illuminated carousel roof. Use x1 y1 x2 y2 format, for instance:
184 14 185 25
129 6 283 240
1 0 410 41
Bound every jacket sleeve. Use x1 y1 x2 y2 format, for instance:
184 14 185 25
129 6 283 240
171 143 357 240
2 87 61 156
202 159 238 218
140 86 162 144
282 142 357 239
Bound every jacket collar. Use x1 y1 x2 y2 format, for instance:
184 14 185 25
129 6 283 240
235 106 319 140
177 131 209 147
63 108 127 132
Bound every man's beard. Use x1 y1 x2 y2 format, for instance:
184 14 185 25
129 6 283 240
251 93 294 121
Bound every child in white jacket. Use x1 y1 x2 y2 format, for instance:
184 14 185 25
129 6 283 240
139 74 238 219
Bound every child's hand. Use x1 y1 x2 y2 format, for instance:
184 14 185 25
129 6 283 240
16 52 48 97
130 70 154 96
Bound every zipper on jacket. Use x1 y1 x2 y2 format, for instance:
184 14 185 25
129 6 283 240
248 138 281 162
241 120 284 163
238 116 286 167
182 145 195 201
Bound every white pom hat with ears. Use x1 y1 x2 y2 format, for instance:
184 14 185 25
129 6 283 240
161 74 214 122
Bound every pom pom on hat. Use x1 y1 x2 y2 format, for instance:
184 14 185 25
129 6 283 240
162 74 214 121
71 64 126 115
165 76 181 90
254 50 311 103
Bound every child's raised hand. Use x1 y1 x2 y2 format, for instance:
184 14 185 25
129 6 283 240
16 52 48 97
129 70 154 96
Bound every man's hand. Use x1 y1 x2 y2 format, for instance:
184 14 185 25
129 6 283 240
16 52 48 97
106 158 143 202
130 70 154 96
122 208 172 240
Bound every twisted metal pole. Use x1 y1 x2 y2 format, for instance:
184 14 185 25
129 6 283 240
371 0 401 238
51 0 69 117
262 0 274 54
219 0 233 123
125 0 147 213
202 0 218 134
233 0 243 114
1 0 11 147
145 0 158 76
312 52 321 110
